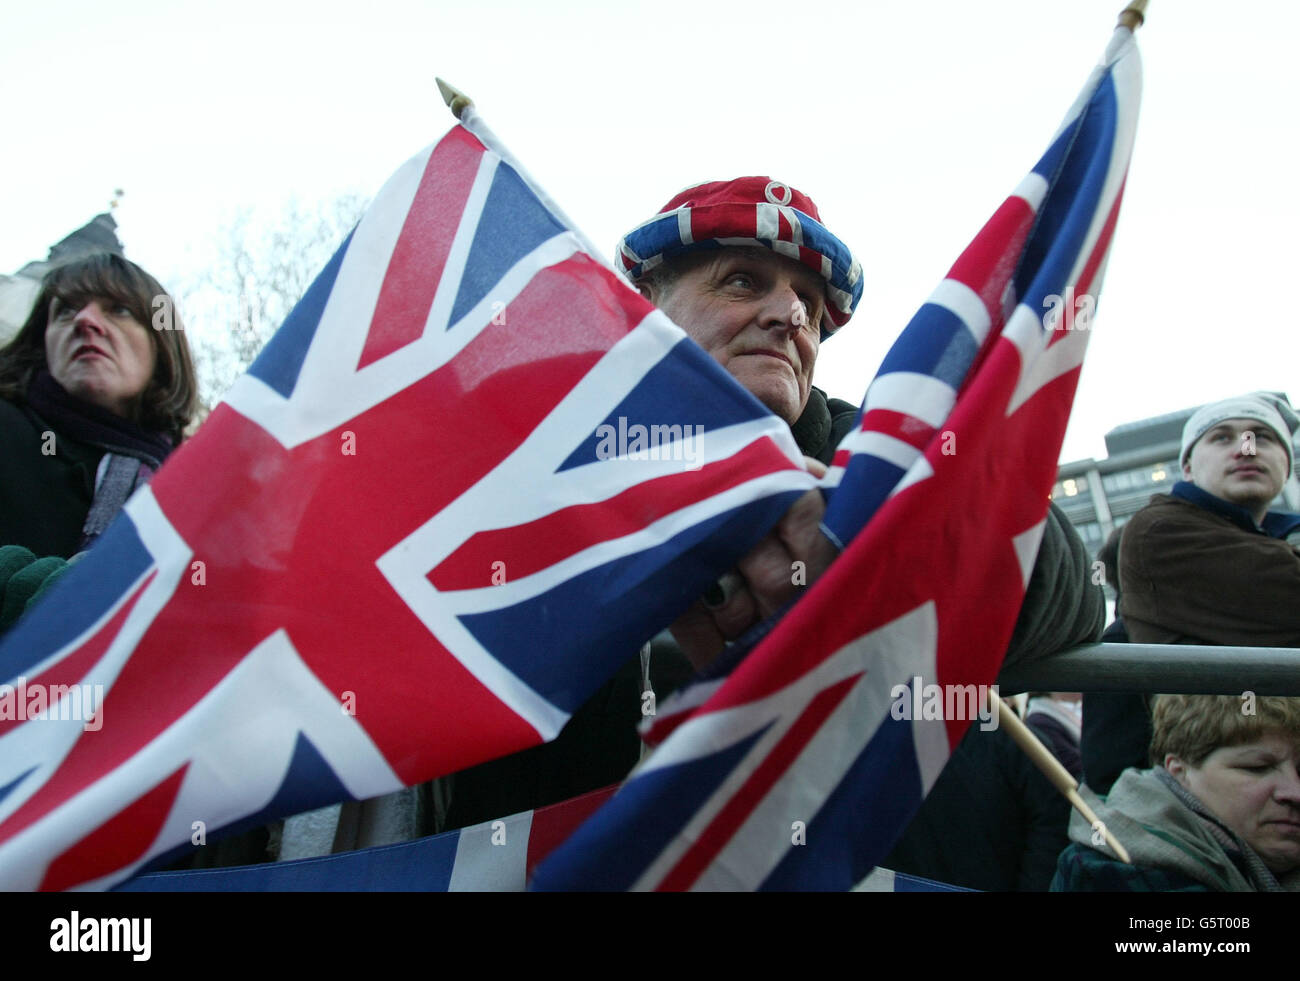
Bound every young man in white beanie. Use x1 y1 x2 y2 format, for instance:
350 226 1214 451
1083 394 1300 796
1119 391 1300 648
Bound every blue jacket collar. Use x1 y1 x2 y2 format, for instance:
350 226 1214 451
1170 481 1300 539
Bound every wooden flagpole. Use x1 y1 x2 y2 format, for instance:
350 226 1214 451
991 692 1132 864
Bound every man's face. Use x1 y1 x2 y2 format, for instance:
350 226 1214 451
1168 732 1300 875
647 248 825 425
1183 417 1288 514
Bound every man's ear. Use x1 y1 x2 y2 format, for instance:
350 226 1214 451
1164 753 1190 786
635 280 654 302
1181 457 1193 480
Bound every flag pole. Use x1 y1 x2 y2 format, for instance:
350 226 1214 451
432 76 616 271
436 77 474 119
991 692 1133 864
1117 0 1148 30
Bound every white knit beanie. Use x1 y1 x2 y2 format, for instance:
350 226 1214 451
1180 392 1298 473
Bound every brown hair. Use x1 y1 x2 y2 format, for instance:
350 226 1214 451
0 253 198 443
1150 694 1300 767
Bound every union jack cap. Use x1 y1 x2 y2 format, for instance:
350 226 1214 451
615 177 863 338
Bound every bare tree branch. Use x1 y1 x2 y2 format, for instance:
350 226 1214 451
177 192 368 412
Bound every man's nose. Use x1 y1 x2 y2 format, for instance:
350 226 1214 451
759 285 806 335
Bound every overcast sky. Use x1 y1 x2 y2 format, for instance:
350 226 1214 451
3 0 1297 463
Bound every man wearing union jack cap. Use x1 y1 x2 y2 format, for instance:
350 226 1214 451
442 178 867 828
442 177 1103 832
616 177 866 667
617 176 1101 679
618 179 1109 892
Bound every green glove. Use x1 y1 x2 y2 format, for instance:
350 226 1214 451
0 544 71 633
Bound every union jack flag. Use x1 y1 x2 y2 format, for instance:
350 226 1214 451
0 111 818 890
534 22 1141 891
119 786 620 892
114 781 967 891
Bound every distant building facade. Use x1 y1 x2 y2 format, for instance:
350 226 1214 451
1054 394 1300 557
0 212 125 343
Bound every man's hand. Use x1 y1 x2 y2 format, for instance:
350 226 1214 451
669 457 837 670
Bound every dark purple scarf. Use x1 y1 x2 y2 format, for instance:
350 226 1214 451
25 370 172 468
25 371 174 549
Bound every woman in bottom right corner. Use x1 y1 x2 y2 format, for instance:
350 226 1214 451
1053 694 1300 892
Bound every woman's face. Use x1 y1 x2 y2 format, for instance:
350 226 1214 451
44 295 156 418
1167 731 1300 874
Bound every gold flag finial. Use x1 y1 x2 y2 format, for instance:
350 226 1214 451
436 77 474 120
1118 0 1148 31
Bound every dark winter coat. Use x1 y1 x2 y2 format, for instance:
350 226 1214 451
1120 482 1300 647
0 397 107 558
883 719 1074 892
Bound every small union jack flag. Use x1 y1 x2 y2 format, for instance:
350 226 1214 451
534 20 1141 891
0 110 817 890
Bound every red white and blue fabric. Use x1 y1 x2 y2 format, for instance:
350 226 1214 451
114 782 967 891
0 111 819 890
533 25 1141 891
118 786 619 891
614 177 864 337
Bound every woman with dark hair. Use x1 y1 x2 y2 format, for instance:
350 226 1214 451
0 253 198 629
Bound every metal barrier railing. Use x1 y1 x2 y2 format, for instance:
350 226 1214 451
996 643 1300 695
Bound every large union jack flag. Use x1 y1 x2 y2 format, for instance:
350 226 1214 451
0 111 818 890
534 22 1141 891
